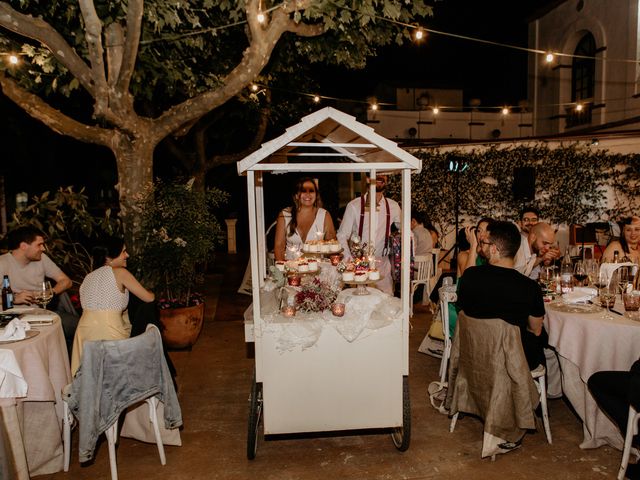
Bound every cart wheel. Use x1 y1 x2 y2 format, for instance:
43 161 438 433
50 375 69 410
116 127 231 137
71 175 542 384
247 370 263 460
391 376 411 451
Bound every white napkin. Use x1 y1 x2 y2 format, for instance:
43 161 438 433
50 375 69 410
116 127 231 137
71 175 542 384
0 349 27 398
562 287 598 304
599 262 636 288
0 319 31 341
21 313 56 325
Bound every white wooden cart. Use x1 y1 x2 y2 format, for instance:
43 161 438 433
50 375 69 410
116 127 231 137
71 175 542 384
237 107 421 459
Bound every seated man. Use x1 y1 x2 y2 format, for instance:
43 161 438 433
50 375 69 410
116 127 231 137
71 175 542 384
0 226 78 355
457 220 546 370
514 222 560 280
411 211 433 257
588 359 640 480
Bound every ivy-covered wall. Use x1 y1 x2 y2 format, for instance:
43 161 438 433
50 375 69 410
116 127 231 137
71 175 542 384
387 144 640 237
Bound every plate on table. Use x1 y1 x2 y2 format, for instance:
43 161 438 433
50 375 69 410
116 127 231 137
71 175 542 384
0 329 40 344
547 302 602 314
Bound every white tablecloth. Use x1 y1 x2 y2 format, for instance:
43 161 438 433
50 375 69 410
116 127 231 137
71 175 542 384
544 300 640 449
0 312 71 478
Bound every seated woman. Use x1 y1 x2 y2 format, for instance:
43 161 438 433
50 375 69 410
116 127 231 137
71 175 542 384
274 177 336 261
71 237 155 375
602 216 640 263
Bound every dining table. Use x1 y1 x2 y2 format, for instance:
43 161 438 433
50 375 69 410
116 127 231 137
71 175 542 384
0 310 71 479
544 299 640 450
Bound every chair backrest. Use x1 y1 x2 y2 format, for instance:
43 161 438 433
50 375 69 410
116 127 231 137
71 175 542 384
413 255 433 282
446 313 538 439
67 325 182 463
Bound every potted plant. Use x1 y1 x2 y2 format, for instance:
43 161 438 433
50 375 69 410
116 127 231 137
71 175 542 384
135 178 228 349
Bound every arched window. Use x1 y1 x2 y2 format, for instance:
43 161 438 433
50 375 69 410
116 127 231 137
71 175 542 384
567 32 596 127
572 33 596 102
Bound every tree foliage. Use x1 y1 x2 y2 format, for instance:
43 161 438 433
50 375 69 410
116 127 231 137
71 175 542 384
0 0 433 250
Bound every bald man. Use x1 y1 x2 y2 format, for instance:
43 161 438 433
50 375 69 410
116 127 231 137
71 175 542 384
514 222 561 279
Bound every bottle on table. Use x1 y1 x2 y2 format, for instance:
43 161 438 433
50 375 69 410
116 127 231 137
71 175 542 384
560 248 573 293
1 275 13 310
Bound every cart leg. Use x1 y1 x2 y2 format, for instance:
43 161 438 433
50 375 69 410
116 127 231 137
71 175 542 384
391 376 411 451
247 369 263 460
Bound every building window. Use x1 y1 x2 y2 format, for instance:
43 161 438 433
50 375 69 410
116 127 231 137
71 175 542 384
567 33 595 127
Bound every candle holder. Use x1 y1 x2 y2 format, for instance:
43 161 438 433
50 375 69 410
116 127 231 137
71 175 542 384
331 302 345 317
329 254 342 266
287 275 301 287
281 305 296 317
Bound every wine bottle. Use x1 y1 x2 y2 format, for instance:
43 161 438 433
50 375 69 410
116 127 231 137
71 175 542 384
1 275 13 310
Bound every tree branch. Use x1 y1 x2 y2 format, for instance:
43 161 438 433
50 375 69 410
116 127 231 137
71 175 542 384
116 0 144 95
105 23 124 87
78 0 109 111
0 72 113 147
0 2 95 96
152 2 324 142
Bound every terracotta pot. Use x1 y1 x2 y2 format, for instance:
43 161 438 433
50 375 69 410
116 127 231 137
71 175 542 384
159 303 205 349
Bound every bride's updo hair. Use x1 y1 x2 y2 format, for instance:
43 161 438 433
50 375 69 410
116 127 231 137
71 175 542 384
91 237 125 270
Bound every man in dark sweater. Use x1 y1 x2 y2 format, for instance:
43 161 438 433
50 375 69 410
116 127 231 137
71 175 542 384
457 220 546 370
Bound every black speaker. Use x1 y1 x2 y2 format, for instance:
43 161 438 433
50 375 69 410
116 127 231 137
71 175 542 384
512 167 536 201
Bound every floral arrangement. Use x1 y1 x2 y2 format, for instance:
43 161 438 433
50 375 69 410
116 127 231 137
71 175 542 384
295 278 341 313
348 234 374 259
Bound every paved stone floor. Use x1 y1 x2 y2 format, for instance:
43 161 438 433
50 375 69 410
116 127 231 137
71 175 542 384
42 252 626 479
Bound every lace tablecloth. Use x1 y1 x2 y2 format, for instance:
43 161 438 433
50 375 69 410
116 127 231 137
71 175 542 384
245 287 402 353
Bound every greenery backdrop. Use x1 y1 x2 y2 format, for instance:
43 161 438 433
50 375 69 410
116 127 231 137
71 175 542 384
387 144 640 238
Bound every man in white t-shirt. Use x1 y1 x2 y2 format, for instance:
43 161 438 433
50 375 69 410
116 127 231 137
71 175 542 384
0 226 76 353
337 174 401 295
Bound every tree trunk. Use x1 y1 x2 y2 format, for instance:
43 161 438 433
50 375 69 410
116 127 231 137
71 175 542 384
112 134 155 254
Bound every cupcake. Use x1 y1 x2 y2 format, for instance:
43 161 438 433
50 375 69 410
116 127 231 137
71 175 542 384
308 259 318 272
329 240 341 252
342 271 355 282
354 271 368 282
298 260 309 272
275 261 286 272
368 269 380 281
309 242 320 253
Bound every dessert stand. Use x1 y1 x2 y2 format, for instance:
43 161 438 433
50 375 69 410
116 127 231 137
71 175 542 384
238 107 420 459
342 276 384 296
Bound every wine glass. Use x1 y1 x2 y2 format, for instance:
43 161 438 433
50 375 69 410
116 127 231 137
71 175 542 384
596 272 615 319
615 267 631 295
35 281 54 310
585 259 599 287
573 261 588 287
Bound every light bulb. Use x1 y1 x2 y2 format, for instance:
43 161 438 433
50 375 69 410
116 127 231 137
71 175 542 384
545 53 554 63
313 95 320 103
502 108 509 115
8 55 18 65
257 12 265 23
415 29 424 41
433 107 439 115
576 103 583 112
371 103 378 111
250 84 259 92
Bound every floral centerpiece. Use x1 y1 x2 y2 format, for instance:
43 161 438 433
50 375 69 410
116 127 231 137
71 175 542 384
295 278 341 313
135 178 228 308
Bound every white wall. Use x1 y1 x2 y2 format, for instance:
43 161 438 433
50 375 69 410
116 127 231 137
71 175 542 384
530 0 640 135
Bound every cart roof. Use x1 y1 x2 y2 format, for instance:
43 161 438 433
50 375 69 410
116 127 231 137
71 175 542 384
237 107 421 175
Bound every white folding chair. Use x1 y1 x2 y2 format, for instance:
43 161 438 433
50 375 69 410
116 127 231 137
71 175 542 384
450 365 553 445
618 405 640 480
63 395 165 480
437 280 457 385
63 325 177 480
410 255 433 317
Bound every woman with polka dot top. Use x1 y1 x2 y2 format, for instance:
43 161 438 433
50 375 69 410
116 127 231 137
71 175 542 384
71 237 155 375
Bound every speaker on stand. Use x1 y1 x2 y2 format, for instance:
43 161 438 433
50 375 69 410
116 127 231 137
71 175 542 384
512 167 536 203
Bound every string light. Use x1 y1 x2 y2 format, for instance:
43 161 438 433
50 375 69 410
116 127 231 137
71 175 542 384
8 55 18 65
371 103 379 111
414 28 425 41
545 53 555 63
257 0 266 23
575 103 583 112
432 107 439 115
313 95 320 103
501 107 509 115
250 84 259 92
